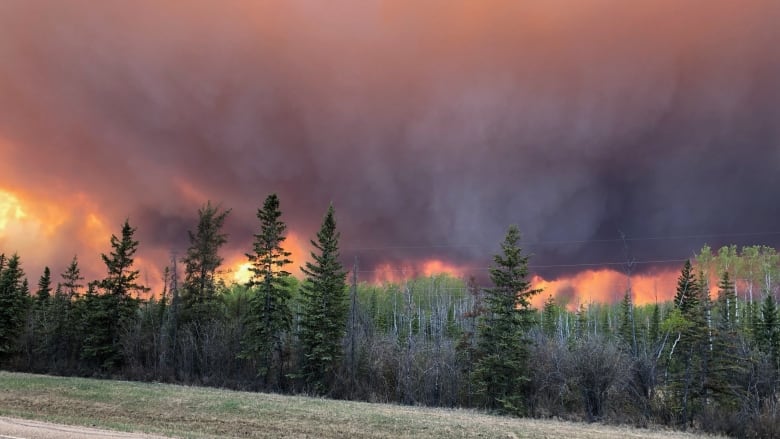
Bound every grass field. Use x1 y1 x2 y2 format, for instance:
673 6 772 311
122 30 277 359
0 371 722 438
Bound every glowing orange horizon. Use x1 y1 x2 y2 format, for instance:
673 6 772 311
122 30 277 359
370 259 468 284
0 185 685 307
531 268 679 310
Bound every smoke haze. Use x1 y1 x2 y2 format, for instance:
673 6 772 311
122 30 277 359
1 1 779 299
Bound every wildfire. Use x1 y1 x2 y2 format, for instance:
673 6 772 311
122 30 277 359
370 259 467 284
225 231 309 285
0 190 26 233
531 268 679 310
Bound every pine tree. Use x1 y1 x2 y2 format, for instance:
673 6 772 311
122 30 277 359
35 267 52 305
473 225 541 415
619 289 636 351
181 201 231 322
45 257 85 372
0 254 27 358
668 259 707 427
456 276 484 406
61 256 84 300
85 220 147 370
674 260 699 315
649 303 661 346
541 295 558 338
575 303 588 339
242 194 293 389
298 205 348 394
716 271 736 331
98 221 147 298
758 293 780 371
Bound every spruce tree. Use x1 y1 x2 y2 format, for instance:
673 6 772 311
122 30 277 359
619 290 636 352
716 271 736 331
473 225 541 415
242 194 293 389
298 205 348 394
649 303 661 346
758 293 780 371
181 201 231 322
0 254 27 358
668 259 707 427
98 221 147 298
85 220 147 370
575 303 588 339
35 267 52 304
541 295 558 338
61 256 84 300
674 260 699 315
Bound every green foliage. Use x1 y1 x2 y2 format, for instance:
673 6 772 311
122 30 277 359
716 271 736 331
83 220 146 371
674 260 699 315
757 293 780 371
649 303 661 345
541 295 558 338
298 205 349 394
98 220 148 298
61 256 84 299
242 194 294 388
664 260 710 427
0 254 28 358
181 201 231 322
619 290 636 351
35 266 52 304
473 225 541 415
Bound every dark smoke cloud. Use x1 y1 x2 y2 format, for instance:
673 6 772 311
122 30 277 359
1 0 780 283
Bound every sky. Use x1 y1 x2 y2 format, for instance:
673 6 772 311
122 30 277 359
1 0 779 305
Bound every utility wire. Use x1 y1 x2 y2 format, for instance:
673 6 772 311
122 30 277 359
343 231 780 251
355 258 688 273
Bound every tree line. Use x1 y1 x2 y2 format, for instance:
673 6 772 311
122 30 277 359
1 197 779 437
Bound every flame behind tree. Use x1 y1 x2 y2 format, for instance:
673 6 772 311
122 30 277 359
473 225 541 415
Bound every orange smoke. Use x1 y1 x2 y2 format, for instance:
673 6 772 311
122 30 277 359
225 231 309 285
370 259 466 284
531 268 679 310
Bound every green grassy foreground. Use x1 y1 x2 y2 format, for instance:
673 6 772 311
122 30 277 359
0 372 721 438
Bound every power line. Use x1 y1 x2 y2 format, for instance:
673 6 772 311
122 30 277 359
343 231 780 252
355 257 688 274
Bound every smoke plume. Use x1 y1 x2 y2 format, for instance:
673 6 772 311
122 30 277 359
1 1 779 298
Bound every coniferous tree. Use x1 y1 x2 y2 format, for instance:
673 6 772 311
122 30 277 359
456 276 484 406
29 267 53 367
84 220 147 370
98 221 147 298
758 292 780 371
242 194 293 389
49 256 85 370
674 260 699 315
619 290 636 351
181 201 231 322
298 205 348 394
541 295 558 338
649 303 661 346
473 225 541 415
35 267 52 304
575 303 588 339
667 260 707 428
0 254 27 359
716 271 736 331
61 256 84 300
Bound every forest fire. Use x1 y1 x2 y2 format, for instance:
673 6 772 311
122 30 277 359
0 1 779 306
530 268 679 310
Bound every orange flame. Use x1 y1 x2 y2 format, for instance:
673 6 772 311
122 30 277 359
531 268 679 310
225 231 309 284
369 259 467 284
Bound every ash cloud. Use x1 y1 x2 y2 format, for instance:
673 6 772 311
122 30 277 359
1 0 780 282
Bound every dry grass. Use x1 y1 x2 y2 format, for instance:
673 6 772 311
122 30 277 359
0 372 723 439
